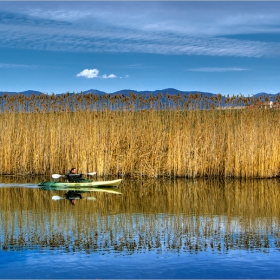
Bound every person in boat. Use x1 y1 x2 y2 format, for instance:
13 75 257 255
65 167 85 182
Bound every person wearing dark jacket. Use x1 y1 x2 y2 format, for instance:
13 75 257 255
65 167 84 182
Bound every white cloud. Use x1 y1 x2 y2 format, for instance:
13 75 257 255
76 69 117 79
77 69 99 78
189 67 249 72
102 74 117 79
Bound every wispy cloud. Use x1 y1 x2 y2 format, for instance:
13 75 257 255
189 67 249 72
1 2 280 58
18 2 280 37
118 64 147 69
119 75 129 79
0 63 34 68
102 74 117 79
28 9 91 22
1 22 278 58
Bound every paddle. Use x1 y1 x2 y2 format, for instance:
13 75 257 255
52 172 97 179
85 197 97 201
52 195 65 200
52 195 96 201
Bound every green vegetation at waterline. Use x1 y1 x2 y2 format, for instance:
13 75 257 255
1 93 280 178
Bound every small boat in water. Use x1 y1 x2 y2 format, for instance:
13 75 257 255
38 178 123 189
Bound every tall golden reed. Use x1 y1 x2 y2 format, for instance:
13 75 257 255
0 92 280 178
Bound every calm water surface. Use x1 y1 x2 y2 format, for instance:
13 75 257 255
0 176 280 279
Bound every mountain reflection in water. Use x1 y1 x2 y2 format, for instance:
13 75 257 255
0 177 280 256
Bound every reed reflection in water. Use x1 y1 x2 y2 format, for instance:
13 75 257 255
1 177 280 278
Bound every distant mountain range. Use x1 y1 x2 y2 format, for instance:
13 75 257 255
82 88 218 98
0 90 44 96
0 88 278 98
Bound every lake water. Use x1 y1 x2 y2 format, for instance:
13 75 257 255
1 176 280 279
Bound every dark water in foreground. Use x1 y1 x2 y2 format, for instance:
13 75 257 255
0 176 280 279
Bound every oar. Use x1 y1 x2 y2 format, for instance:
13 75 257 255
52 172 97 179
52 195 96 201
52 174 65 179
85 197 96 201
52 195 65 200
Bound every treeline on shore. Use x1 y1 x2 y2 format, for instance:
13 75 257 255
0 93 280 178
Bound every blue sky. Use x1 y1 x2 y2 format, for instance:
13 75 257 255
0 1 280 96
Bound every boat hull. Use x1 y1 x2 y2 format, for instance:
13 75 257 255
38 179 123 189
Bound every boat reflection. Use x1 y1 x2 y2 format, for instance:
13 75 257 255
39 184 122 204
65 191 82 205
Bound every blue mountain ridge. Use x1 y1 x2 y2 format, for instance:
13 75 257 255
0 88 277 98
0 90 44 96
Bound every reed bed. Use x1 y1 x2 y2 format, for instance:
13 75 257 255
0 92 280 178
1 178 280 253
